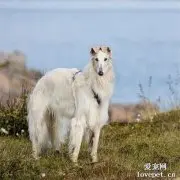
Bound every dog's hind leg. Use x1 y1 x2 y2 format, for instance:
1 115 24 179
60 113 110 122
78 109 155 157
32 139 41 160
30 114 50 159
53 116 70 153
84 128 91 145
28 98 50 159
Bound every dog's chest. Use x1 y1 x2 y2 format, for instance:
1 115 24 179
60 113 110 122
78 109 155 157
92 81 113 102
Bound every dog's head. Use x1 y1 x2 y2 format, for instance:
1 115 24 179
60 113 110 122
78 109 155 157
90 46 112 76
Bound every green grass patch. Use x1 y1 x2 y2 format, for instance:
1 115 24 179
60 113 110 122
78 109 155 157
0 110 180 179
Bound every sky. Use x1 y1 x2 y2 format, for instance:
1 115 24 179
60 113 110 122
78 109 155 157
0 0 180 105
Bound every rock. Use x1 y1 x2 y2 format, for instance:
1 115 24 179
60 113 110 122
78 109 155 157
0 50 42 103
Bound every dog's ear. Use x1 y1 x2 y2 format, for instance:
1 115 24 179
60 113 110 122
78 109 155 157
106 47 112 54
106 46 112 57
101 46 112 56
90 47 97 56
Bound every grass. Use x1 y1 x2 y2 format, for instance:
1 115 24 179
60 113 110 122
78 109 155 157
0 110 180 180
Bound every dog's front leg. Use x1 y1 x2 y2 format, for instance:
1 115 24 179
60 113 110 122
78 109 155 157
89 128 101 163
69 116 85 163
89 100 109 162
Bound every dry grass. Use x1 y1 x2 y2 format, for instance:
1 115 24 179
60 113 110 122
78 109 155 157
0 110 180 179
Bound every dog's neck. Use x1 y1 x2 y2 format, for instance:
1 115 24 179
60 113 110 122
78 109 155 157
83 63 114 104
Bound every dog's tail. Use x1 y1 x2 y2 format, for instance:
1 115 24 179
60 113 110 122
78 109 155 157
27 85 51 156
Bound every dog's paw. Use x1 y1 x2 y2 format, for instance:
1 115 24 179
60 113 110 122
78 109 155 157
91 156 98 163
33 154 40 160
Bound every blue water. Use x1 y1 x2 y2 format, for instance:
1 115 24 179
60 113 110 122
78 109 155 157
0 1 180 104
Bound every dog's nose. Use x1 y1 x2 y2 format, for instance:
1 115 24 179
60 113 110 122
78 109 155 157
98 71 104 76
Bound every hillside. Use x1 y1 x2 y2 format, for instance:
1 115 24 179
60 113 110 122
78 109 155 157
0 110 180 179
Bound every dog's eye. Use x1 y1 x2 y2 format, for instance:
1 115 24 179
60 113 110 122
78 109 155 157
95 58 99 61
104 58 108 61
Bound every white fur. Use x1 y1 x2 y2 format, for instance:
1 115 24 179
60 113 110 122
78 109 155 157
27 48 115 163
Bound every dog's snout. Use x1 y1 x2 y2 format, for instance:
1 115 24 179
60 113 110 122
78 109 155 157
98 71 104 76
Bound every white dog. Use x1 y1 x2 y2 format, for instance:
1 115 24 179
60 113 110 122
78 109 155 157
27 46 115 163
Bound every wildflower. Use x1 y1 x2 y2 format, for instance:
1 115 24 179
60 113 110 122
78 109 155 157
41 173 46 178
136 117 141 122
58 171 65 176
136 113 141 122
21 129 25 133
0 128 9 135
137 113 141 117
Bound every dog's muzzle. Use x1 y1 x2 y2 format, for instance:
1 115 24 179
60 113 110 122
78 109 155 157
98 71 104 76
